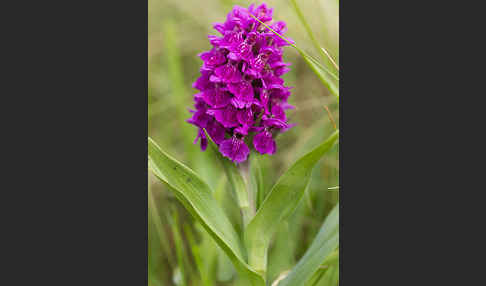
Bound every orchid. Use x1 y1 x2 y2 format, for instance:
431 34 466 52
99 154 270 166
149 1 340 286
188 3 294 163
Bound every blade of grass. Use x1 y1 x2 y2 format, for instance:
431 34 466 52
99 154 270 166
169 208 187 286
250 15 339 99
321 47 339 71
304 182 314 211
251 15 338 81
184 223 215 286
289 0 337 72
301 55 339 99
148 183 175 269
148 183 172 286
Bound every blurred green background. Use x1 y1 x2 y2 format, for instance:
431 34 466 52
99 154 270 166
148 0 339 285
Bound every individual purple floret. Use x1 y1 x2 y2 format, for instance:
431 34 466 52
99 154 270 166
187 3 294 163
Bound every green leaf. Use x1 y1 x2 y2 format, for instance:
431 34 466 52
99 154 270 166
279 203 339 286
267 222 294 283
245 130 339 275
217 246 236 282
304 268 326 286
318 263 339 286
148 137 265 286
321 249 339 267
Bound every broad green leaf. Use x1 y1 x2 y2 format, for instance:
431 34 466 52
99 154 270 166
245 130 339 275
217 246 236 282
267 222 294 283
148 137 265 286
279 203 339 286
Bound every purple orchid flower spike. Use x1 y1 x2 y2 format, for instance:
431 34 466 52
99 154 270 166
188 3 294 163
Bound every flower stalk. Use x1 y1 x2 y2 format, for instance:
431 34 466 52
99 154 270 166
238 159 256 226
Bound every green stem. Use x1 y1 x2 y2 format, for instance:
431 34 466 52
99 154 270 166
219 159 254 226
203 129 256 226
238 160 256 227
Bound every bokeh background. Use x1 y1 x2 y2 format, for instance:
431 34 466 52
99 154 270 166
148 0 339 285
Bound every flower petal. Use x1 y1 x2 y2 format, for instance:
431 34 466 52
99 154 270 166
253 130 276 155
194 128 208 151
219 137 250 163
207 105 239 128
